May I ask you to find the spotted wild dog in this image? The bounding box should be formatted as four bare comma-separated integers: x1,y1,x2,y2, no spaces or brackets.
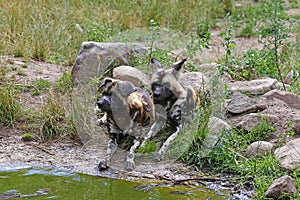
141,58,199,161
96,78,154,171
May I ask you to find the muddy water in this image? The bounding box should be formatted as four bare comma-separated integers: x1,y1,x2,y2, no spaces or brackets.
0,167,229,200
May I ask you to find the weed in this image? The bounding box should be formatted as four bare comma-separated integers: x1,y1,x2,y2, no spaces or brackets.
38,93,72,141
186,118,274,173
258,0,292,90
86,22,119,42
22,132,34,142
137,141,157,153
0,86,22,126
30,79,51,96
221,26,236,67
54,71,73,94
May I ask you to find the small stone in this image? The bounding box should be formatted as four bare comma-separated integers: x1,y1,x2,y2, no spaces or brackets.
275,138,300,170
236,113,279,132
14,61,26,66
294,118,300,135
265,175,297,199
179,72,209,94
227,78,278,95
263,89,300,109
246,141,273,158
226,92,267,115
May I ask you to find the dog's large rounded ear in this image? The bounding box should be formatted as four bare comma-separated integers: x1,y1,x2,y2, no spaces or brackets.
98,77,113,89
170,58,186,78
170,58,186,71
150,58,163,72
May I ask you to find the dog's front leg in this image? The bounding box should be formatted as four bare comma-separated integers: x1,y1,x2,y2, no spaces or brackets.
97,113,108,125
140,107,167,147
98,138,118,171
154,125,181,161
125,139,140,171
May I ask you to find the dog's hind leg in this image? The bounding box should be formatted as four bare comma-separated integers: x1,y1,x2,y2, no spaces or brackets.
98,138,118,171
125,139,140,171
154,125,181,161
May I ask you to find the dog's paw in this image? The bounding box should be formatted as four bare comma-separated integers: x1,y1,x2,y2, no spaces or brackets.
125,160,135,171
97,114,107,126
98,160,109,171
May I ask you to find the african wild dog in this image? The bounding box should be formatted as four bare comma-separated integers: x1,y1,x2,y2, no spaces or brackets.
141,58,199,161
97,78,154,171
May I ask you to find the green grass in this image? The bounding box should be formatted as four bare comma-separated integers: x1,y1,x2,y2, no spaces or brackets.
38,93,74,141
0,85,22,126
0,0,253,65
30,79,51,96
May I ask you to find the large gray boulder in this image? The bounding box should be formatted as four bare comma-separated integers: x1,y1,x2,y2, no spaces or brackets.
275,138,300,170
265,175,297,199
71,42,148,85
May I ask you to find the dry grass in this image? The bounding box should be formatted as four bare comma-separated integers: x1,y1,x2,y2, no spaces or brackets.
0,0,229,64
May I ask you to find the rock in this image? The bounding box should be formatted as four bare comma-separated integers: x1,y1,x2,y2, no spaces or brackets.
227,78,278,95
208,116,231,135
275,138,300,170
179,72,209,94
263,89,300,109
246,141,273,158
235,113,279,132
113,66,151,88
294,118,300,135
226,92,267,115
14,61,27,66
71,42,148,85
199,117,231,157
265,175,297,199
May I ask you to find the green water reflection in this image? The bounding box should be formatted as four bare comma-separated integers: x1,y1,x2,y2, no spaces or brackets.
0,168,228,200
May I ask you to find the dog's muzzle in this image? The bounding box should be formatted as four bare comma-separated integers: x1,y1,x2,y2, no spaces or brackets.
97,96,111,112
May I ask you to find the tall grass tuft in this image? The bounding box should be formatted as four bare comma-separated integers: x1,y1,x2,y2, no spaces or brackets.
0,86,22,126
38,93,73,141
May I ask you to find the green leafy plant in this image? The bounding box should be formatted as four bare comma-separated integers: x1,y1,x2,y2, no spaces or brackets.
186,118,274,172
221,26,236,66
22,132,34,142
258,0,292,90
137,141,157,153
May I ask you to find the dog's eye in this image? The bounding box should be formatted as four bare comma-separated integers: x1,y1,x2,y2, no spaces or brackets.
152,83,160,89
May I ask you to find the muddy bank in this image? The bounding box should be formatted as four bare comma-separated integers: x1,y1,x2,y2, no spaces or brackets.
0,126,253,199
